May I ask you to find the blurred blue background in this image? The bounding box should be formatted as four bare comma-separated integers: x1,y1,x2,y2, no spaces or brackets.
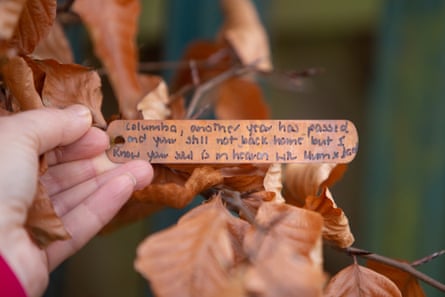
46,0,445,296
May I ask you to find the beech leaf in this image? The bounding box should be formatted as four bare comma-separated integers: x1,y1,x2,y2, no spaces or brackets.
283,163,347,206
137,77,171,120
32,19,74,63
243,203,325,296
324,263,402,297
26,181,70,247
28,58,106,127
215,78,269,120
244,202,324,268
0,0,27,40
263,163,284,203
133,166,223,209
134,196,238,297
245,244,325,297
2,0,57,54
217,0,272,71
366,260,426,297
1,56,43,110
73,0,142,119
304,188,354,248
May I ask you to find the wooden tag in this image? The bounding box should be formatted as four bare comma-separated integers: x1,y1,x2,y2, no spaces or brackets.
106,120,358,164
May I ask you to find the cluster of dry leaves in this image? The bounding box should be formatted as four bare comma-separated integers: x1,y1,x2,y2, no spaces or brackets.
0,0,433,296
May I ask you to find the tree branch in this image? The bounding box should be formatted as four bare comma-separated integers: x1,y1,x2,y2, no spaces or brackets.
344,246,445,293
412,249,445,267
186,63,257,118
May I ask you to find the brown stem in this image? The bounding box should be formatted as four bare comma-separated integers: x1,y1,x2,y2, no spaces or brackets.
186,63,257,118
220,189,256,225
411,249,445,267
345,246,445,293
137,47,232,73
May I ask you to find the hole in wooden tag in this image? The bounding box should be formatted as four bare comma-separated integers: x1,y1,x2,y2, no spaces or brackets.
112,135,125,145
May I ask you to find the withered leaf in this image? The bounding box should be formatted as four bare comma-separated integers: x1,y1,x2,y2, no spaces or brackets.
304,188,354,248
134,196,237,297
28,58,106,127
366,259,426,297
0,0,27,40
324,263,402,297
167,93,186,120
217,0,272,71
1,56,43,110
32,19,74,63
243,203,325,296
263,163,284,203
73,0,141,119
1,0,57,54
245,244,325,297
26,180,70,248
215,78,269,120
283,163,347,206
244,202,324,267
137,77,171,120
132,166,223,209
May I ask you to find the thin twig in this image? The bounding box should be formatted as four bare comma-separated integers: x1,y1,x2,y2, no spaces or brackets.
344,246,445,293
412,249,445,267
186,63,257,118
220,189,256,225
136,47,232,73
189,60,200,86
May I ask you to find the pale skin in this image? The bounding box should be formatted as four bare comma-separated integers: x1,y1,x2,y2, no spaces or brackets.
0,105,153,297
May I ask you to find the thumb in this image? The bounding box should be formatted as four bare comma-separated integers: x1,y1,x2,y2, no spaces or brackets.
1,105,93,155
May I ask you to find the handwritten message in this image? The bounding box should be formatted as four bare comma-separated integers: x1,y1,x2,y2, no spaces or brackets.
106,120,358,164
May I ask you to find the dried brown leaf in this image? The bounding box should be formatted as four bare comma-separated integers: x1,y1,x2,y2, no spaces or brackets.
0,0,27,40
366,260,426,297
245,244,325,297
32,19,73,63
244,202,324,268
217,0,272,71
137,77,171,120
240,191,275,219
212,270,247,297
73,0,141,119
243,203,325,296
1,0,57,54
26,181,70,247
283,163,347,206
324,263,402,297
304,188,354,248
215,78,269,120
133,166,223,209
28,58,106,127
135,196,237,297
263,163,284,203
1,56,43,110
168,94,186,119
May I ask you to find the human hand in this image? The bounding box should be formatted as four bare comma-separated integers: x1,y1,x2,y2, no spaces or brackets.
0,105,153,297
